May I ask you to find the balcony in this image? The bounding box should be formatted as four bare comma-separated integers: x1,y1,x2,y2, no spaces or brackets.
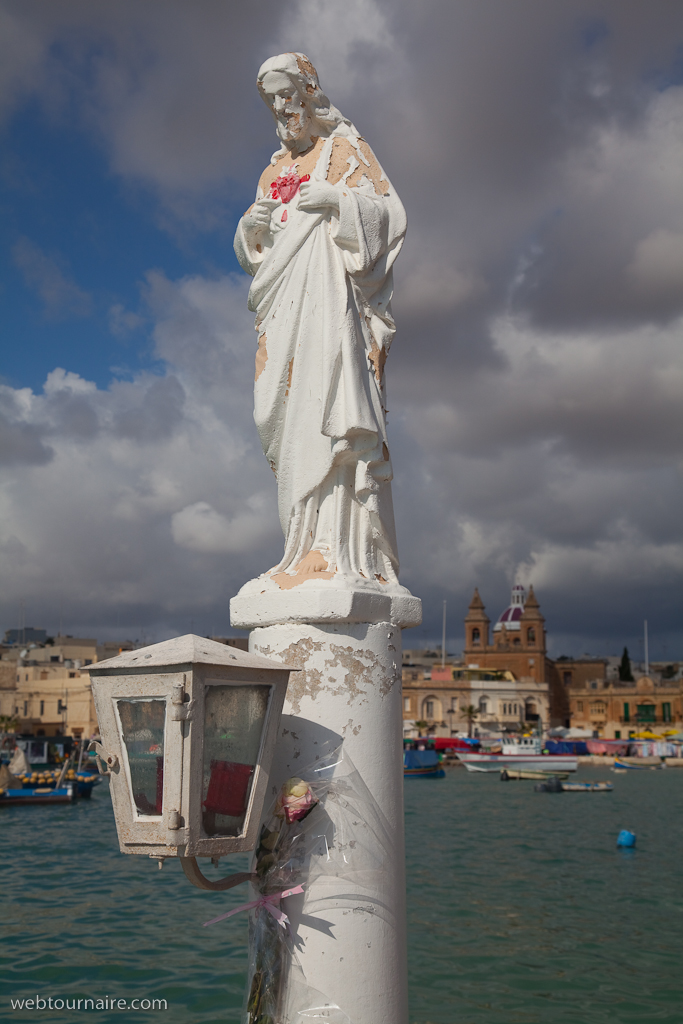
618,716,677,725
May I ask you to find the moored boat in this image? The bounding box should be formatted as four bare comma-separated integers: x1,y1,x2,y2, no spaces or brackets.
404,749,446,778
613,757,664,771
457,736,577,773
562,781,613,792
0,784,75,806
501,768,570,781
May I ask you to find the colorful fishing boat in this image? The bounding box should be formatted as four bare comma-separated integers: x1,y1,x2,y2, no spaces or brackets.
0,783,75,805
613,758,664,771
404,749,445,778
562,781,613,792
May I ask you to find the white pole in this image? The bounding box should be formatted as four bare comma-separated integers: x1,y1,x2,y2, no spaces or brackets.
442,599,447,667
248,619,408,1024
644,619,649,677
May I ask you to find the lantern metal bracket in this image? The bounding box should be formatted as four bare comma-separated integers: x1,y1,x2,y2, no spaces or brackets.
88,740,119,776
169,700,195,722
170,682,195,721
179,856,257,892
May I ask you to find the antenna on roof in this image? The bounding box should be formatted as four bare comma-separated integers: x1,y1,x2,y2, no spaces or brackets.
644,619,649,677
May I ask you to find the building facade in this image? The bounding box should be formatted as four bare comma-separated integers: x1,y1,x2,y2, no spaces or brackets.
0,662,98,739
569,675,683,738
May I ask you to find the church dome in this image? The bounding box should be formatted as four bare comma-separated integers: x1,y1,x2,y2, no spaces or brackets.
493,584,526,632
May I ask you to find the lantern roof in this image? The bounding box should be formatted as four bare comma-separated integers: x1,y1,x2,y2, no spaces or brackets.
90,633,294,673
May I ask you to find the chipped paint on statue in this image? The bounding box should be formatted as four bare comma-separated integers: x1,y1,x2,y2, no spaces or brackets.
232,53,420,629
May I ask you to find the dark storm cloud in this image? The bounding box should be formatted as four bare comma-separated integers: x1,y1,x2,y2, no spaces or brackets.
0,0,681,655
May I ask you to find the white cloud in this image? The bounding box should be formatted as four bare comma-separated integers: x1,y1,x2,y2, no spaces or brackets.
171,498,273,554
0,270,281,635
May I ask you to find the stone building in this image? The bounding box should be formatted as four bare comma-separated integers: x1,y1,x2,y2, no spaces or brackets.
401,584,615,736
1,662,98,739
569,675,683,739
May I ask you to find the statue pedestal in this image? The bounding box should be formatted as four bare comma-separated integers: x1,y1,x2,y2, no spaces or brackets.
230,574,422,630
240,615,418,1024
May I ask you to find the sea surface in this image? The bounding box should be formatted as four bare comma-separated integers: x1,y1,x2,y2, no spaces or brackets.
2,765,682,1023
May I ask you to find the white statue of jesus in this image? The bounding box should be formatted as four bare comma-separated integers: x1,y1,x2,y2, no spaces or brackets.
232,53,419,626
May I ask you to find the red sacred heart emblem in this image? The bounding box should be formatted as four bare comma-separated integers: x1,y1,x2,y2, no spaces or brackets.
270,172,310,204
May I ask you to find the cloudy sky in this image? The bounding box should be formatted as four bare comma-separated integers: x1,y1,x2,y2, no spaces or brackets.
1,0,682,661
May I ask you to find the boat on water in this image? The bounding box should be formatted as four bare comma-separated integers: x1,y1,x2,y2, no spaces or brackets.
534,778,613,793
457,735,578,774
501,768,570,781
613,757,664,771
0,784,75,806
404,749,445,778
562,782,613,792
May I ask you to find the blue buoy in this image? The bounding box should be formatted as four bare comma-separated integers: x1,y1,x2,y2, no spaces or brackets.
617,829,636,848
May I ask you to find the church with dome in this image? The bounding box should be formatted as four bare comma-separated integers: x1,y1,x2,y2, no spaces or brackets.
464,584,549,686
401,585,604,735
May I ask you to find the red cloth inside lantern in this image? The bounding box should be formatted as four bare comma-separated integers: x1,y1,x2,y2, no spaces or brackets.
204,760,254,817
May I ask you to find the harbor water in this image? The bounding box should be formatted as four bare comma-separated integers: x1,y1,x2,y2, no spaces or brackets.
2,765,682,1023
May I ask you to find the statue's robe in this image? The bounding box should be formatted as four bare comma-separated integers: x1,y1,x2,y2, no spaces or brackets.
234,129,406,582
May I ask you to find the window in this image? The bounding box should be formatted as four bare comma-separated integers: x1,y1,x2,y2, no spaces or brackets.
58,699,67,714
527,627,536,643
404,697,411,712
85,659,92,666
636,704,656,723
478,697,488,714
513,703,518,714
40,700,44,715
663,703,672,723
623,703,629,722
411,671,418,680
590,702,606,716
563,671,572,685
451,698,457,711
23,701,28,716
426,700,434,718
577,701,584,712
513,637,520,646
471,628,480,646
615,731,621,739
40,671,48,680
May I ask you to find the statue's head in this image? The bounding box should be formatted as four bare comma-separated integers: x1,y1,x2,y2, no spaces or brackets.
257,53,354,148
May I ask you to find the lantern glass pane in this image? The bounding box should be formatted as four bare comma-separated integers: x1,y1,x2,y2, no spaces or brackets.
117,699,166,817
202,684,270,837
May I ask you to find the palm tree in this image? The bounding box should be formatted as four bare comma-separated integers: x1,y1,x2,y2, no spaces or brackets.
414,720,429,737
461,705,479,738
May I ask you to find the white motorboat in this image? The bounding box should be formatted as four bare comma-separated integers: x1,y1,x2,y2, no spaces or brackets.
456,736,578,773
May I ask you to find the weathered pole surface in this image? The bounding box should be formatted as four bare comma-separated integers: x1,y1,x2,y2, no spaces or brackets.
231,51,420,1023
247,621,409,1024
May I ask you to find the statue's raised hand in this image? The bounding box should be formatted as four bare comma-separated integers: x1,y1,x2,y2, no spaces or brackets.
298,179,340,214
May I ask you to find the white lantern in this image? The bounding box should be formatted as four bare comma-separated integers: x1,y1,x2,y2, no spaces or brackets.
88,635,294,889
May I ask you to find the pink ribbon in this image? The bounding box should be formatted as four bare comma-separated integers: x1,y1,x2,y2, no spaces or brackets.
203,885,304,929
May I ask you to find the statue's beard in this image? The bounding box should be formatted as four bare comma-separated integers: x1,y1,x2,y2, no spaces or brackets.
276,109,314,149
